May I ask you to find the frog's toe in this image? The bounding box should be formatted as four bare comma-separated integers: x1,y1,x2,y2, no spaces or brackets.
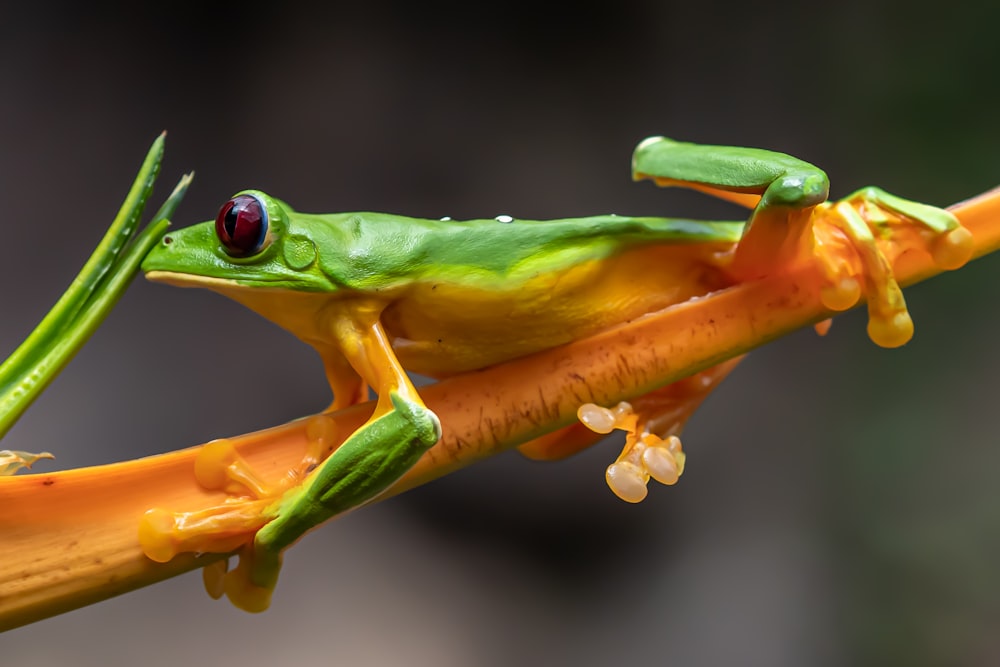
866,309,914,349
222,545,281,613
819,275,861,312
577,403,620,434
931,225,974,270
138,508,183,563
641,436,683,486
606,461,649,503
194,438,278,497
202,558,229,599
138,499,273,564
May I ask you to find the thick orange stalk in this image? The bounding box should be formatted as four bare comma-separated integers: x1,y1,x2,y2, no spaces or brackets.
1,188,998,631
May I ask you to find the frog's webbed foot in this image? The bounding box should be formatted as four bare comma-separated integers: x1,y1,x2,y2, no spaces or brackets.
0,449,54,475
579,401,685,503
576,360,739,502
140,393,440,612
223,391,440,612
138,414,338,609
811,187,973,348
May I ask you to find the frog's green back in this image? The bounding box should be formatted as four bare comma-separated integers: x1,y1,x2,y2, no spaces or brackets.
303,211,744,291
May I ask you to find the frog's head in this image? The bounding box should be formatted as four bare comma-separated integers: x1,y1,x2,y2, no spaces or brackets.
142,190,332,295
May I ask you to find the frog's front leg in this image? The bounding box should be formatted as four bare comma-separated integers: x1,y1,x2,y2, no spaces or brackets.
318,349,368,411
140,389,440,612
219,301,441,609
139,417,336,598
222,391,440,611
633,137,973,347
140,302,441,611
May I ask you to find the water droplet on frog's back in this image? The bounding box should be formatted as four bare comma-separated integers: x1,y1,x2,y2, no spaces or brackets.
495,214,514,224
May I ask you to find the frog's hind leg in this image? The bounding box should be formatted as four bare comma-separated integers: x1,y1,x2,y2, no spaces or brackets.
632,136,830,280
318,349,368,412
518,358,742,502
632,136,975,348
517,423,608,462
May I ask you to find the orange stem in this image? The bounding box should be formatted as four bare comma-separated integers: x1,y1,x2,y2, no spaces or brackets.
1,187,999,630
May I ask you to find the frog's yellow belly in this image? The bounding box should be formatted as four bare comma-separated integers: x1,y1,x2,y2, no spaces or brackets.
381,243,734,377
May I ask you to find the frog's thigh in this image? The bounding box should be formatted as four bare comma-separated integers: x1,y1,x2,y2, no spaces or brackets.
517,423,608,461
518,357,742,463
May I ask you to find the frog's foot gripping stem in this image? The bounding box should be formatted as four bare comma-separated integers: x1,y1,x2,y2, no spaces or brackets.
138,414,339,604
576,360,740,502
139,392,441,613
811,187,973,348
230,392,439,612
580,401,685,503
631,137,973,348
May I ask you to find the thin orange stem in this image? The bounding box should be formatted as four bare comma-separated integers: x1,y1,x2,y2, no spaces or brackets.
1,187,998,631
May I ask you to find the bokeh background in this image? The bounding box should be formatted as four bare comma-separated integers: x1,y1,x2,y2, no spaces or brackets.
2,2,1000,665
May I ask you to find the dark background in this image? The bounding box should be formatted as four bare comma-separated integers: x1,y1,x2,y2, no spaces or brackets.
3,2,1000,665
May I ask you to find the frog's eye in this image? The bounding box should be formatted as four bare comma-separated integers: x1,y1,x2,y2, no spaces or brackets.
215,194,269,258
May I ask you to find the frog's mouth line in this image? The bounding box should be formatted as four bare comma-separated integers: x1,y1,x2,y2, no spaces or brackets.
144,270,243,289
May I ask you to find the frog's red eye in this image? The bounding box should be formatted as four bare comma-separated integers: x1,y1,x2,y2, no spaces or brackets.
215,194,268,257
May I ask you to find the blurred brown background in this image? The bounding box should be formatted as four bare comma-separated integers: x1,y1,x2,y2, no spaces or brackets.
2,2,1000,665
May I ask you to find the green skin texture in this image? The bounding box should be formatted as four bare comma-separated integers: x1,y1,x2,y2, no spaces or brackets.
139,136,949,592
